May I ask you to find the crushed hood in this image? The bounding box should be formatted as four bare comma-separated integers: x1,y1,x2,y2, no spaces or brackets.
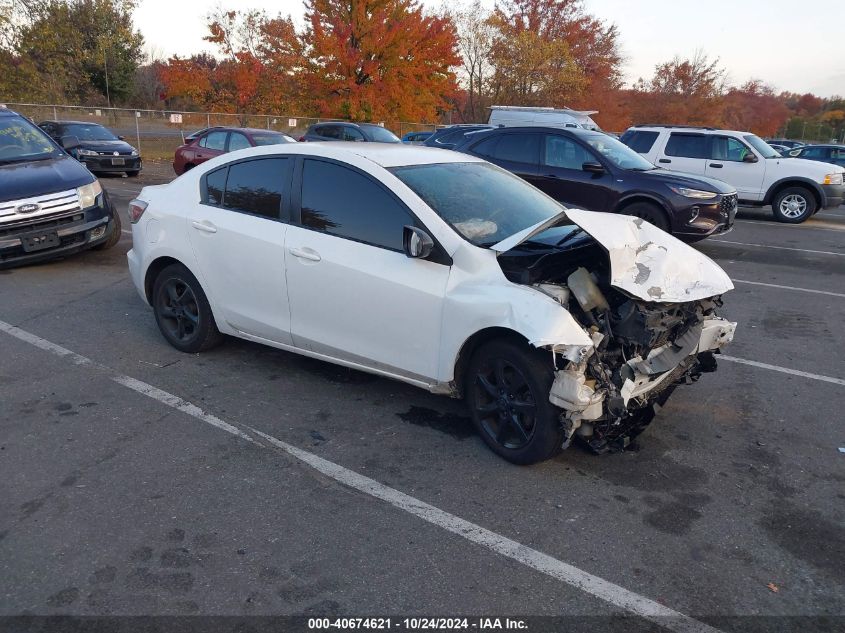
491,208,734,303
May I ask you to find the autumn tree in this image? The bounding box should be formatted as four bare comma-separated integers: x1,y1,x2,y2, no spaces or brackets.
452,0,495,122
302,0,460,121
721,80,790,137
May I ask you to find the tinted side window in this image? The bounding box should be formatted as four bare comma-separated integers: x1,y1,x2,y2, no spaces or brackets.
665,133,708,159
710,136,751,162
222,158,288,219
800,146,828,159
470,136,500,157
201,131,228,151
621,130,659,153
228,132,251,151
491,133,540,164
437,129,470,145
205,167,227,205
543,135,594,169
342,127,365,141
318,125,341,139
300,160,411,251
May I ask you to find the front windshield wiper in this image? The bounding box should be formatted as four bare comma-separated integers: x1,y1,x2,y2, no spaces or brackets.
0,155,54,165
555,227,584,247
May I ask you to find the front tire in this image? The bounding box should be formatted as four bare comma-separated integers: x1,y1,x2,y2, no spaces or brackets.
621,201,669,232
127,170,141,177
152,263,223,353
772,187,816,223
465,339,565,465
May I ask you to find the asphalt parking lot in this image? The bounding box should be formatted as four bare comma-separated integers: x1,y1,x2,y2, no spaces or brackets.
1,163,843,632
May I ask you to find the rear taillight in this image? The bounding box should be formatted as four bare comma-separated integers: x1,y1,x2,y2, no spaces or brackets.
298,136,306,142
128,199,148,223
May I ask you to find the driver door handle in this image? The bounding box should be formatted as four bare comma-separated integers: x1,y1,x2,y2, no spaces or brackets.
191,220,217,233
289,247,321,262
709,163,723,168
658,158,671,164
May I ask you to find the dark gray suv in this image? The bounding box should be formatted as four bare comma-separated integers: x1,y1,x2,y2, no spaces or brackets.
300,122,400,143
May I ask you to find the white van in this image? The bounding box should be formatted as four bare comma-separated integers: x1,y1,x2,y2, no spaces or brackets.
487,106,601,131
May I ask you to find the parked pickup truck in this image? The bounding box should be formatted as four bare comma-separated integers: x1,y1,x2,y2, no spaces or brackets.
621,125,845,223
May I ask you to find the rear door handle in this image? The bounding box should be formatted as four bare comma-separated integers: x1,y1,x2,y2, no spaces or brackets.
191,220,217,233
658,158,671,164
289,247,321,262
709,163,723,168
542,174,560,179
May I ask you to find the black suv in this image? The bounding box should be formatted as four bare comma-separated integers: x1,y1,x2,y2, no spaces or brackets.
38,120,142,176
0,108,121,268
300,122,400,143
454,126,737,239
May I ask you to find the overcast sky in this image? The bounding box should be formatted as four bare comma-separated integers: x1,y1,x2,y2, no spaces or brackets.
134,0,844,97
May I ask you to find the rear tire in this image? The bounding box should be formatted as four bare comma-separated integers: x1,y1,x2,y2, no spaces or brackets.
92,211,122,251
152,263,223,353
465,339,564,465
126,170,141,177
772,186,816,223
621,201,669,232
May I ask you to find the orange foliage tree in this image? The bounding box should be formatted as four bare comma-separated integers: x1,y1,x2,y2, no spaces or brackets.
302,0,460,121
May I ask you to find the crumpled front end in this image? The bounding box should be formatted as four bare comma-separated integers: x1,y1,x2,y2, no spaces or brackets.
546,275,735,451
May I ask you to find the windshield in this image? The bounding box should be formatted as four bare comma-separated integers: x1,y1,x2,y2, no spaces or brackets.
64,123,119,141
0,117,61,164
744,134,779,158
391,161,570,246
583,133,656,170
365,126,401,143
252,132,294,146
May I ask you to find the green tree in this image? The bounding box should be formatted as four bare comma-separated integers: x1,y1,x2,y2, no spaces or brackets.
2,0,143,104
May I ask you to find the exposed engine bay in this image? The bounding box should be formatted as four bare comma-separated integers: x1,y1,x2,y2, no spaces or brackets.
497,224,736,453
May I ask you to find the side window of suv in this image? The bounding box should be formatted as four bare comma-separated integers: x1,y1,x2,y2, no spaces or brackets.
490,133,540,164
711,136,751,162
665,133,708,159
620,130,659,153
318,125,341,140
543,135,593,170
800,146,828,159
300,159,412,251
218,158,289,219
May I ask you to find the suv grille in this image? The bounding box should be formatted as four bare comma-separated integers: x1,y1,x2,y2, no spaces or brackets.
0,189,81,225
720,194,737,216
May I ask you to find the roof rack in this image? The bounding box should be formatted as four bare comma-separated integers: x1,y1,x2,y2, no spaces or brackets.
631,124,716,131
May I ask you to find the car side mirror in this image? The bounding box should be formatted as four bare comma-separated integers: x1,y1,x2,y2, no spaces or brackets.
582,161,605,174
403,226,434,259
60,135,81,151
742,152,758,163
118,135,126,141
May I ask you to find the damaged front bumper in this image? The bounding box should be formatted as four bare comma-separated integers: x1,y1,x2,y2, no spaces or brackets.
549,305,736,453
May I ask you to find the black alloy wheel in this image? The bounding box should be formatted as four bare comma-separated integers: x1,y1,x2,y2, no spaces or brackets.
466,339,565,465
152,263,223,353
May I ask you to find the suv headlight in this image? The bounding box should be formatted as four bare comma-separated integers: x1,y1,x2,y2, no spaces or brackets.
77,180,103,209
130,149,139,157
76,148,98,157
823,173,843,185
667,185,718,199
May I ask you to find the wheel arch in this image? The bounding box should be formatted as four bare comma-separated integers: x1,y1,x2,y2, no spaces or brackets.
451,327,530,398
763,177,823,208
143,256,201,304
615,194,673,229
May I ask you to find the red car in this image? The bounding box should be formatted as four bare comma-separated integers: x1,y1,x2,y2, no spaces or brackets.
172,127,296,175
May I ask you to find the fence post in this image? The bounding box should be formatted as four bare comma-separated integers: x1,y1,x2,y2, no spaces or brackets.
207,113,211,128
53,106,57,120
267,115,270,130
135,112,141,153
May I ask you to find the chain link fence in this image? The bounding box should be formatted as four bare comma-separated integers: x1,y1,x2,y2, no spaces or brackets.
3,103,443,159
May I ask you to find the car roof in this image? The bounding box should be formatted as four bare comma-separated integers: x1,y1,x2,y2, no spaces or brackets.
462,125,600,138
221,141,486,168
41,120,110,126
629,125,750,135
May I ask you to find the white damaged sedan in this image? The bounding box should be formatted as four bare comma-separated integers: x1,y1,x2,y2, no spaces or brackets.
127,143,736,464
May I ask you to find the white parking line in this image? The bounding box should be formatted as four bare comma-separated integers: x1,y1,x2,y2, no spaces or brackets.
0,318,722,633
708,239,845,257
733,279,845,298
734,219,845,232
720,355,845,387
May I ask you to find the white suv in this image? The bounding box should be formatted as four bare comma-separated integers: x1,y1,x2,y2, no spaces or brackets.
620,126,845,223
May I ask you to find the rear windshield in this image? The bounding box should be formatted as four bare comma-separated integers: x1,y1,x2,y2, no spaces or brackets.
390,161,568,246
364,126,400,143
251,132,294,146
62,123,119,141
0,116,61,164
